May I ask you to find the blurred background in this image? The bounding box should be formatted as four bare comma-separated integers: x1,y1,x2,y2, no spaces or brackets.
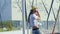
0,0,60,34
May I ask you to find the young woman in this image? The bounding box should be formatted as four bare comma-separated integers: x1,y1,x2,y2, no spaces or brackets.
28,7,41,34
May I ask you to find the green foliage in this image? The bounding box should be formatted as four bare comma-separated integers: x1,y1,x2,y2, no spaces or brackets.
0,20,13,31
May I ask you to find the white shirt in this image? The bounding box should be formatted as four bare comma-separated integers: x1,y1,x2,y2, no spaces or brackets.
29,14,39,27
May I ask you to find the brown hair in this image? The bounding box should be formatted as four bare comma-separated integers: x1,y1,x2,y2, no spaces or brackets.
33,10,40,17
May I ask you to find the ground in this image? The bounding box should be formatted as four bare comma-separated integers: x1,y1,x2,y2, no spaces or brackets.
0,28,59,34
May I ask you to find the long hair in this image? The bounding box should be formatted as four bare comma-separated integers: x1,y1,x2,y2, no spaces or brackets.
28,9,33,23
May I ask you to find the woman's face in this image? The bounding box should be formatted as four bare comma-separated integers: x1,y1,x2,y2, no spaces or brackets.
33,10,38,15
34,12,38,15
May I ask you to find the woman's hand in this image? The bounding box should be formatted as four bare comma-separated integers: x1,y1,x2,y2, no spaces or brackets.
37,17,40,20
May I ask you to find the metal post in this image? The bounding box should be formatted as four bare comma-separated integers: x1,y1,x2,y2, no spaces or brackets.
22,0,26,34
24,0,29,34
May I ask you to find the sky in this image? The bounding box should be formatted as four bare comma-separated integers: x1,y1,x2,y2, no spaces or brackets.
12,0,60,21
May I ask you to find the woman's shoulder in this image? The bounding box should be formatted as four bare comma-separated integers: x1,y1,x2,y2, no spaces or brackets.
30,14,34,16
33,14,37,17
30,14,36,17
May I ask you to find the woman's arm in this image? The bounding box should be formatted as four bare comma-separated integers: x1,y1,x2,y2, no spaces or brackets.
37,16,40,20
33,14,41,20
36,11,41,20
